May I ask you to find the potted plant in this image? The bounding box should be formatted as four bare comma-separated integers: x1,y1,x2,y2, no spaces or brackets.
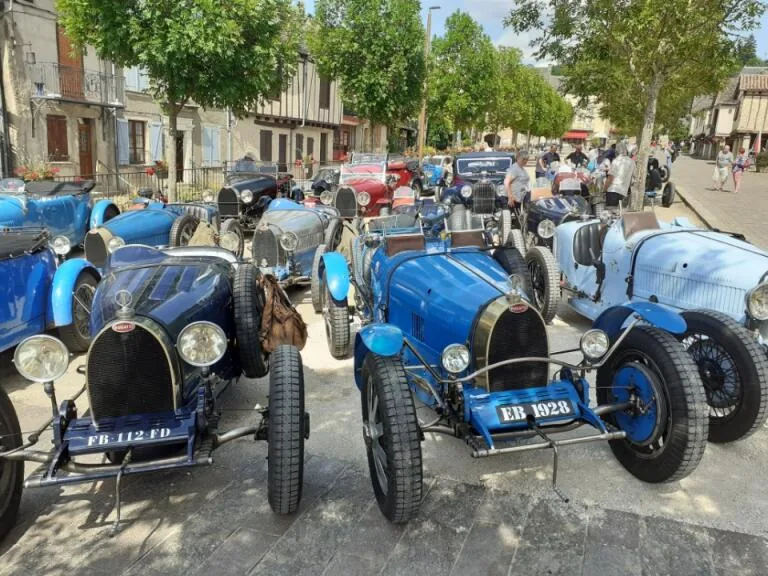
146,160,169,178
15,162,60,182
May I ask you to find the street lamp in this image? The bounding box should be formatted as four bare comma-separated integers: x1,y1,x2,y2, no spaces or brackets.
417,5,440,162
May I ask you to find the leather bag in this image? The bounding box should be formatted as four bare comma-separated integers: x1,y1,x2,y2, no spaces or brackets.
258,273,308,352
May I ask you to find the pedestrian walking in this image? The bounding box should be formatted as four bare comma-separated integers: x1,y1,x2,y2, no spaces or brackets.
732,147,750,194
664,141,674,173
504,149,530,209
713,145,733,191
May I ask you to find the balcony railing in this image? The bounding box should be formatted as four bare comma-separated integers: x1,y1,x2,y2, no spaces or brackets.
27,62,125,107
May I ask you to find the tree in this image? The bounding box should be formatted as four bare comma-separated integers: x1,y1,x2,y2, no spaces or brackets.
57,0,301,201
506,0,765,210
429,11,497,138
308,0,424,145
734,35,767,66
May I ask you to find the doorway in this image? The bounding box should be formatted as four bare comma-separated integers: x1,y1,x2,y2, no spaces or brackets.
78,119,93,177
57,24,84,99
175,133,184,182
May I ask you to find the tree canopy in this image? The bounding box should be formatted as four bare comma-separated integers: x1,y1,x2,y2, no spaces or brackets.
506,0,765,209
57,0,302,200
308,0,425,134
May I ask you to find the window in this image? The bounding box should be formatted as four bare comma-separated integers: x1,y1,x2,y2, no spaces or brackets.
320,133,328,162
319,77,331,109
260,130,273,161
278,134,287,166
128,120,146,164
46,115,68,161
202,126,221,166
124,66,150,92
295,134,304,159
307,137,315,160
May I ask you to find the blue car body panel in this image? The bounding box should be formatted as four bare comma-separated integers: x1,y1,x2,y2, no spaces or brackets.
594,302,687,338
320,251,350,301
48,258,100,326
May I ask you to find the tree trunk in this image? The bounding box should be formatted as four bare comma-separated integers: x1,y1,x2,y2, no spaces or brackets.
167,108,178,203
629,72,663,211
526,131,531,147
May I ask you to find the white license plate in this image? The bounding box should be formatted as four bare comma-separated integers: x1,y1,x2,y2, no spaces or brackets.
496,400,574,423
85,427,173,448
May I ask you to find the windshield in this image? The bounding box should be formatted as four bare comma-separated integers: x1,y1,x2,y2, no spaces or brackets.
339,161,387,183
0,178,26,194
227,160,278,175
350,152,388,165
456,157,512,175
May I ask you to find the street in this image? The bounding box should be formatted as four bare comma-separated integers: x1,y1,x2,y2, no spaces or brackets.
1,221,767,576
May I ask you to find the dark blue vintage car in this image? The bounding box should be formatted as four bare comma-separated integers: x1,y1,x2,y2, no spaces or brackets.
318,223,750,523
0,178,119,245
0,227,99,353
84,200,244,267
0,245,308,541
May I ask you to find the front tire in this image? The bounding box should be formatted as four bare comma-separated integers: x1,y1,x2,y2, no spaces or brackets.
525,246,560,324
508,229,526,254
310,244,327,313
597,326,707,483
0,386,23,542
233,263,269,378
322,271,350,359
58,271,98,353
169,214,199,247
267,345,306,515
493,246,533,296
679,310,768,442
361,353,422,523
498,209,513,246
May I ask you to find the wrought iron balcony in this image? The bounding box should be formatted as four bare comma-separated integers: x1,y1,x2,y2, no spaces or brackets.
27,62,125,107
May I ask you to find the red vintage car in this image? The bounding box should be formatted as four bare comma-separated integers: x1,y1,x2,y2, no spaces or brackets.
319,156,400,218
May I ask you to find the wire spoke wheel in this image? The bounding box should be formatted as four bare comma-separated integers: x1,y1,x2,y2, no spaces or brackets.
366,375,389,496
683,333,740,418
73,284,95,339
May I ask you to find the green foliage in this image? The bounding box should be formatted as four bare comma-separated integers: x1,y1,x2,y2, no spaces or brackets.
505,0,765,208
308,0,425,129
734,34,767,66
756,151,768,172
428,10,497,134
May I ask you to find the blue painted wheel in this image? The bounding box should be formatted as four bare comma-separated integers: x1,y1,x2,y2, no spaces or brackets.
610,363,666,445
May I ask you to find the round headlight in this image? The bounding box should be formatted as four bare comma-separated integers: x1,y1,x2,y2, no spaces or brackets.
441,343,470,374
599,210,612,225
279,231,299,252
580,329,610,360
496,184,506,196
219,231,240,253
357,191,371,207
51,235,71,256
320,190,334,205
203,191,214,203
537,219,556,239
108,236,126,252
746,283,768,321
13,335,69,382
460,185,472,199
240,189,254,204
177,321,228,367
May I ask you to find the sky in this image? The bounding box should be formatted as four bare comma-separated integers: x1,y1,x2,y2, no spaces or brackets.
302,0,768,66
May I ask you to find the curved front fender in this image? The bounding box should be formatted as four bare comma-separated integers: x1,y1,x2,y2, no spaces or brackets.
48,258,100,326
353,324,405,390
594,301,687,340
90,199,119,229
319,251,349,302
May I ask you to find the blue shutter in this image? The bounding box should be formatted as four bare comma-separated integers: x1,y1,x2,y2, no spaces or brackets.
117,119,129,165
149,122,163,162
124,67,139,91
202,126,212,166
210,127,220,166
138,68,149,91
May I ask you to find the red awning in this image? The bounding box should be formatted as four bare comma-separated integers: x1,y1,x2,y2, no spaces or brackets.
563,130,589,139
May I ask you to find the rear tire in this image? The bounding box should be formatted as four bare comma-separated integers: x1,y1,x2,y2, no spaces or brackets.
169,214,199,247
361,353,422,523
233,263,269,378
525,246,560,324
660,165,671,183
662,182,676,207
597,326,707,483
493,247,533,295
267,345,306,515
0,386,23,543
679,310,768,442
508,229,526,255
498,209,512,246
310,244,327,313
322,271,350,359
220,218,245,257
58,271,98,353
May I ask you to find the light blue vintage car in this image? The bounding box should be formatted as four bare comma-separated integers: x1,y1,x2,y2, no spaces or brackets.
555,210,768,443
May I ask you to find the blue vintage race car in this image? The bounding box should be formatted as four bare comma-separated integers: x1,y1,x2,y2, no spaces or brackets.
0,244,308,541
556,210,768,442
84,199,244,267
317,221,759,523
0,227,99,353
0,178,119,245
421,154,450,192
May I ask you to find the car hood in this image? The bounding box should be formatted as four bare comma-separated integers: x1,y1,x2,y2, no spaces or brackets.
0,195,26,226
100,206,177,237
632,229,768,318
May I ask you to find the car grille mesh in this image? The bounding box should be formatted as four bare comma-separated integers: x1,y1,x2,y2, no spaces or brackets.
487,308,548,392
217,187,239,218
87,324,174,422
335,187,358,218
84,230,108,268
252,228,282,267
472,180,496,215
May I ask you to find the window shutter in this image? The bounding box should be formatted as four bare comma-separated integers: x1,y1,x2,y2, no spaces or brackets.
202,126,212,166
124,67,139,91
117,118,129,165
138,69,149,91
210,127,220,165
149,122,163,162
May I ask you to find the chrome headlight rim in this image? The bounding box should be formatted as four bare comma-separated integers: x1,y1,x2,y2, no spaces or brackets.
496,184,506,196
279,231,299,253
240,189,254,204
356,191,371,207
51,235,71,256
13,334,70,383
746,282,768,321
580,329,610,360
176,321,228,368
460,185,472,199
441,343,471,374
203,190,215,203
320,190,334,205
107,236,126,253
537,219,556,239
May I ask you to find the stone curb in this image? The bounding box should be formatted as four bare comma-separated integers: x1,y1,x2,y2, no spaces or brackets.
672,182,718,231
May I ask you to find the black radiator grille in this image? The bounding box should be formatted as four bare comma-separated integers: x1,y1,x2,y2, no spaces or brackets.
487,308,548,392
472,181,496,215
87,324,174,422
84,231,108,268
335,187,358,218
252,228,282,267
217,187,240,218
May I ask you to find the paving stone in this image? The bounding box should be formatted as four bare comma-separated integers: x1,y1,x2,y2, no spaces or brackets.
639,517,716,576
510,543,585,576
586,508,642,551
518,498,588,552
340,501,407,562
380,517,469,576
193,528,279,576
449,521,518,576
582,543,641,576
707,528,768,576
418,478,489,531
321,552,386,576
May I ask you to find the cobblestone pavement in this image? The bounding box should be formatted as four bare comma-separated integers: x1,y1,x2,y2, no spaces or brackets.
668,155,768,249
1,241,767,575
